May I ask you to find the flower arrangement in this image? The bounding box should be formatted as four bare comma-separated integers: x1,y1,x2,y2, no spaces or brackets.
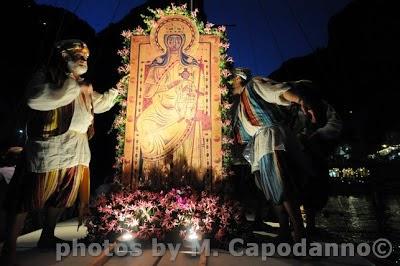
111,3,235,181
86,186,245,244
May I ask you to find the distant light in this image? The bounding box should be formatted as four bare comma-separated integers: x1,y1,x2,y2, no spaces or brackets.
119,232,133,241
18,130,23,134
382,144,388,148
42,22,47,26
187,228,198,240
266,222,280,228
349,110,353,114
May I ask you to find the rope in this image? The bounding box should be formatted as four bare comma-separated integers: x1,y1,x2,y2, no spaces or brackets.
256,0,293,78
238,0,260,74
45,0,84,67
56,0,85,43
18,0,85,138
218,0,242,64
283,0,315,53
256,0,285,62
109,0,122,26
90,0,122,71
282,0,331,85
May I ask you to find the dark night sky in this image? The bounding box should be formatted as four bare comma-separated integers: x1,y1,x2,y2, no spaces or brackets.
35,0,352,76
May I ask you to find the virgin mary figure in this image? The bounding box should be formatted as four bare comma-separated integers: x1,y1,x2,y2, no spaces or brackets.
136,32,208,181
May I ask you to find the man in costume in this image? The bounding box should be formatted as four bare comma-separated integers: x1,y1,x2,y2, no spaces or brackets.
286,83,342,233
1,39,118,265
232,67,318,242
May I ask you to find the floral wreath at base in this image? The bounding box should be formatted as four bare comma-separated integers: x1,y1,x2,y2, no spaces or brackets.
86,186,245,244
111,3,236,184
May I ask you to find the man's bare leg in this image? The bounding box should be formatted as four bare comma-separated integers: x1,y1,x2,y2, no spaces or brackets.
273,204,290,239
283,200,305,242
0,212,27,266
37,207,65,247
304,207,316,233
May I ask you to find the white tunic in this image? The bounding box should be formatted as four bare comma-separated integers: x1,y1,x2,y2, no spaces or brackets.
237,77,291,172
25,75,118,173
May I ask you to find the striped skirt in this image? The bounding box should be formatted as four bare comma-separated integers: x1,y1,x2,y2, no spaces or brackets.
254,151,304,204
6,164,90,212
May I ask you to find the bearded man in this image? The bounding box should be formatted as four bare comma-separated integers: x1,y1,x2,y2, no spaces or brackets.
0,39,118,265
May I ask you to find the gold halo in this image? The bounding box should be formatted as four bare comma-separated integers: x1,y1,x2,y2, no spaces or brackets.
150,15,199,53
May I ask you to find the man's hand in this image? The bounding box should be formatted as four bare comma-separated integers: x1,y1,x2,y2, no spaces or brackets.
299,98,317,124
80,83,93,94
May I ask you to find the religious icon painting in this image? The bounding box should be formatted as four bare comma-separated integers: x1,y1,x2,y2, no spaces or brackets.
123,15,222,189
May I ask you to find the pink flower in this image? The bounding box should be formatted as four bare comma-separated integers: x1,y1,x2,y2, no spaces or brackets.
121,30,133,39
155,8,164,17
133,26,144,35
88,186,245,244
205,22,214,28
219,42,230,50
222,136,234,145
96,195,107,205
116,156,125,164
116,82,127,95
219,85,228,95
221,168,228,178
221,69,232,78
203,216,213,232
191,8,199,18
177,195,187,205
218,25,226,32
117,63,130,74
223,119,232,127
117,48,130,58
113,116,125,129
223,102,233,109
126,218,139,227
161,216,175,230
108,220,118,230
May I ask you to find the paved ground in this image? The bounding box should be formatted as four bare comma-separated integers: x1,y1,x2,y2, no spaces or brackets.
0,219,375,266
